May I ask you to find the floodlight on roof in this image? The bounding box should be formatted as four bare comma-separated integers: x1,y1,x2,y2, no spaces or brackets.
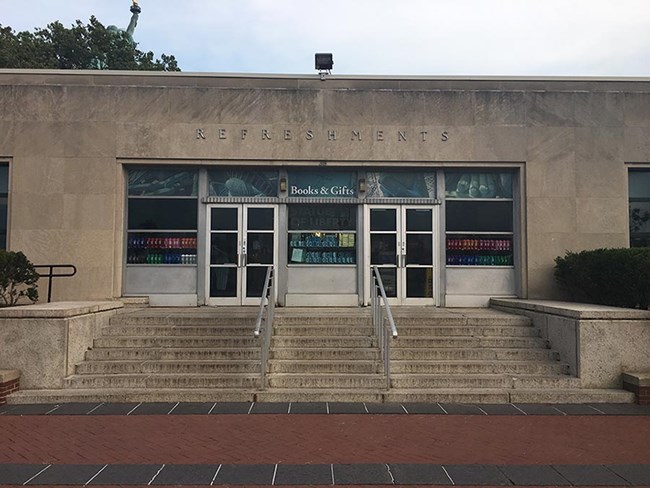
315,53,333,80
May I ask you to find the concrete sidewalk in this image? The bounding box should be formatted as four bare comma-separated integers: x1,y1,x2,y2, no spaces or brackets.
1,402,650,486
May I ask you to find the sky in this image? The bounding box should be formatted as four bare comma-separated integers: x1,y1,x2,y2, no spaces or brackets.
2,0,650,76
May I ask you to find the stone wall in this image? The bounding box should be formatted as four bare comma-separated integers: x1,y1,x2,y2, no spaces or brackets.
0,302,123,389
491,299,650,388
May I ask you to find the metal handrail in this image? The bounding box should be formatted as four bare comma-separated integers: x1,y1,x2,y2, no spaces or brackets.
253,266,275,390
371,266,398,391
33,264,77,303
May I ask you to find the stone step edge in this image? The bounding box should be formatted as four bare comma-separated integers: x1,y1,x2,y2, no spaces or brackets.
8,387,634,405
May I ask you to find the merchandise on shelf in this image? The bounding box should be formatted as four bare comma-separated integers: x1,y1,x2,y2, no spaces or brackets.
446,254,513,266
127,233,198,265
446,237,511,251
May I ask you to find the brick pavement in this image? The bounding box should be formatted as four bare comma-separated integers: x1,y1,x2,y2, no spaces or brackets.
2,414,650,465
2,405,650,486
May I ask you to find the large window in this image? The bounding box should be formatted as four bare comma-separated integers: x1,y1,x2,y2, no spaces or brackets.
126,169,198,265
629,169,650,247
444,171,515,267
0,165,7,249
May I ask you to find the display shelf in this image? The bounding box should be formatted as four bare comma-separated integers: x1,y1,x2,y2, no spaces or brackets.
445,234,513,267
127,232,197,265
288,232,356,265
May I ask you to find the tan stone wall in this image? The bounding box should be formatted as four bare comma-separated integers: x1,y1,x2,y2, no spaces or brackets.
0,72,649,301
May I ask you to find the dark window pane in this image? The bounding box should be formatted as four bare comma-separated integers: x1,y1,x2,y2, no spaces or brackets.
406,209,432,231
0,165,8,193
128,169,198,196
445,171,513,199
208,168,278,197
370,209,396,231
128,198,197,230
211,207,238,231
246,267,269,298
210,233,238,265
371,234,397,265
377,268,397,298
248,208,274,230
247,233,274,264
210,267,237,297
407,268,433,298
0,198,6,250
629,170,650,199
446,201,513,232
630,201,650,247
289,205,356,231
406,234,433,265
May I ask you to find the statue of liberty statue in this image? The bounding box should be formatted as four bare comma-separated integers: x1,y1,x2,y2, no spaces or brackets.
107,1,142,44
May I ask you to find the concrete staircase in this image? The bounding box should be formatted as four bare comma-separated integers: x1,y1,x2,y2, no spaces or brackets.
10,308,263,403
258,309,385,402
383,309,621,403
8,306,634,404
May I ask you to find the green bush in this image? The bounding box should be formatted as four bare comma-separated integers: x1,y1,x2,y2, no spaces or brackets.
554,248,650,309
0,251,39,307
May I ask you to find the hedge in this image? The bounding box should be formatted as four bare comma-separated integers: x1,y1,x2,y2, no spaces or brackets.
554,248,650,309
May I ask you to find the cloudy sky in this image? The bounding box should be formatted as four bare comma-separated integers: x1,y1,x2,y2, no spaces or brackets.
3,0,650,76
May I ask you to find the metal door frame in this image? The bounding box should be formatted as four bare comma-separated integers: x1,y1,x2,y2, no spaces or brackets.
205,203,278,306
364,204,439,306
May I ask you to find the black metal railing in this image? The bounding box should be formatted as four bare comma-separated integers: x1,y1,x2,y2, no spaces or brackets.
33,264,77,303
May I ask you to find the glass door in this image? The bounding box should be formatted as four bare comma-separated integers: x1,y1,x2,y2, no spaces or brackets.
366,205,437,305
207,204,277,306
403,207,436,304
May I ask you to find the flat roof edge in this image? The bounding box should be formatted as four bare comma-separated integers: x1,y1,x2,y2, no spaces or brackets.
1,69,650,83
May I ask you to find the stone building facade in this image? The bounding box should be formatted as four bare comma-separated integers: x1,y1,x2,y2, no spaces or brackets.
0,70,648,306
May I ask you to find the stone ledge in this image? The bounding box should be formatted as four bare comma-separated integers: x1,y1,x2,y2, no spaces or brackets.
0,370,20,383
491,298,650,320
0,301,123,319
622,372,650,387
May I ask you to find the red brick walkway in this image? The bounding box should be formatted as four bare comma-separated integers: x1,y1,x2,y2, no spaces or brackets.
3,414,650,466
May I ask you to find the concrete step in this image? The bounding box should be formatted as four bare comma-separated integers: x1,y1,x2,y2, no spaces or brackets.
76,360,260,375
390,360,569,375
7,388,255,404
391,337,548,349
271,336,375,348
390,374,581,389
396,325,539,337
64,373,260,389
93,336,259,348
385,388,510,404
273,326,374,337
268,360,381,374
255,389,383,403
267,373,387,389
110,316,258,327
508,388,636,404
274,316,371,326
389,315,532,327
389,348,559,361
270,348,380,361
102,326,255,337
85,348,261,361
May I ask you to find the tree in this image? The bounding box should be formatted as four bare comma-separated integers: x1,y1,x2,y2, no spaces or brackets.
0,16,179,71
0,251,39,307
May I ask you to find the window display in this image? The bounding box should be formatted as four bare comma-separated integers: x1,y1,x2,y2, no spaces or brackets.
288,205,357,265
445,170,515,267
127,168,199,266
127,232,198,264
446,235,513,266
